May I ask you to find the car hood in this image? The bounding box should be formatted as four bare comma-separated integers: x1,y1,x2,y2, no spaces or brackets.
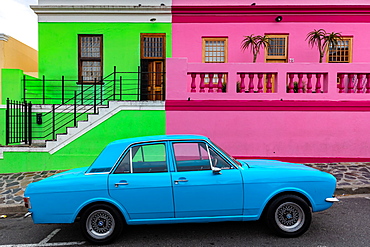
33,167,88,184
236,159,316,171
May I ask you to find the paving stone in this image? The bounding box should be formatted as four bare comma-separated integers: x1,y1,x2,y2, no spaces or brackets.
6,182,19,188
13,196,23,202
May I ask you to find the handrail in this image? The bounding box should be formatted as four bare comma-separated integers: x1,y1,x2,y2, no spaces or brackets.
6,67,165,145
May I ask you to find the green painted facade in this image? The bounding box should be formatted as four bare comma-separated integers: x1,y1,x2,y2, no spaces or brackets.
39,22,172,78
0,110,165,173
0,22,171,173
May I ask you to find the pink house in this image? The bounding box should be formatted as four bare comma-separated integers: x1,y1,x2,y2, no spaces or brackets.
166,0,370,162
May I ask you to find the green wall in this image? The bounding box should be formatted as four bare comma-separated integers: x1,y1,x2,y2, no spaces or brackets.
0,110,165,173
1,69,24,104
38,22,172,79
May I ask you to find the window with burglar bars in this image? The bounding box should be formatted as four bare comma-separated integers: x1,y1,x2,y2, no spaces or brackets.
203,37,228,63
328,37,353,63
266,35,288,63
78,35,103,83
141,33,166,59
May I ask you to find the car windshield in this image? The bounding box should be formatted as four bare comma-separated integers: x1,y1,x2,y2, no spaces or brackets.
210,141,242,167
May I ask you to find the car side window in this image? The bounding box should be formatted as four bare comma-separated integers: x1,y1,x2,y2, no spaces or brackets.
209,147,233,169
173,142,233,172
114,143,167,173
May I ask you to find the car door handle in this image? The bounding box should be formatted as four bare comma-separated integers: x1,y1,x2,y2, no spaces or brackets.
115,181,129,187
174,178,188,184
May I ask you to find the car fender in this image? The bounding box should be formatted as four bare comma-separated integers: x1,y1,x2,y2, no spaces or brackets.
73,197,130,223
258,187,316,217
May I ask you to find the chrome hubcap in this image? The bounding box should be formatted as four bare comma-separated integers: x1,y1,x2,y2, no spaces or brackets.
86,209,115,239
275,202,305,232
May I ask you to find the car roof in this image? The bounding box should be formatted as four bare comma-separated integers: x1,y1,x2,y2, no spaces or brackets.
86,134,210,173
108,134,209,146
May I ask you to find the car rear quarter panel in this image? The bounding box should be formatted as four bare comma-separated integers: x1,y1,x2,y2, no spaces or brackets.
241,167,337,219
25,173,126,224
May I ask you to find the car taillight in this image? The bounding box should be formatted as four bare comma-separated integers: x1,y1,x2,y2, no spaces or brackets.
23,197,31,209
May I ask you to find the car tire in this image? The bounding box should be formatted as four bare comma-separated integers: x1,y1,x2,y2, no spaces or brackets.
265,194,312,237
80,204,124,244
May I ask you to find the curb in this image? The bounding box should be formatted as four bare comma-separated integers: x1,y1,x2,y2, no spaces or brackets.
0,204,27,216
335,186,370,196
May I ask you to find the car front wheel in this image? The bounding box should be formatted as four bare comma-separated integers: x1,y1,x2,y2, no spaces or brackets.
265,194,312,237
80,204,123,244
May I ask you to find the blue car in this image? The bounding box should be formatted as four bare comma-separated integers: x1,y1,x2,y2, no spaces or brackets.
24,135,338,244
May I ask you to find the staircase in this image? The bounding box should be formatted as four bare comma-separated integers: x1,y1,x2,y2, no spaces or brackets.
0,101,165,158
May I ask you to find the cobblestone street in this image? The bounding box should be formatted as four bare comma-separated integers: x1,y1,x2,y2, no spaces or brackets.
0,170,65,204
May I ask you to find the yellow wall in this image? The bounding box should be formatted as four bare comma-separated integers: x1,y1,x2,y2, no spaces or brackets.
0,34,38,103
0,34,38,72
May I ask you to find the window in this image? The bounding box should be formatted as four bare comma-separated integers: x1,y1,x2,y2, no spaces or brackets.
265,35,288,63
78,35,103,83
203,37,228,63
141,33,166,59
114,143,167,173
173,142,232,172
328,37,352,63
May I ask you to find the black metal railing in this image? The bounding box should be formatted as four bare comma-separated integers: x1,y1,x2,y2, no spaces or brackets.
5,67,165,146
23,66,165,104
6,99,32,145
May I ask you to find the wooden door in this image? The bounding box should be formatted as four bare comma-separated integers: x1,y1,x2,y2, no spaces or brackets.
148,61,164,100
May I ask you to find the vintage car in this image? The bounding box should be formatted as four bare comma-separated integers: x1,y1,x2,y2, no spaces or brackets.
24,135,338,244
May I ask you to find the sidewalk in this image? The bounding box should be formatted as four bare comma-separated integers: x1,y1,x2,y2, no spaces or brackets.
1,162,370,214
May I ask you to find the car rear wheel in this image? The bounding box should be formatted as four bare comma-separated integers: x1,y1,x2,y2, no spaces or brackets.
80,204,123,244
265,194,312,237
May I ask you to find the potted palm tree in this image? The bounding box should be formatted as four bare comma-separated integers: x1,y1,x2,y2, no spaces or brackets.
306,29,342,63
241,34,270,63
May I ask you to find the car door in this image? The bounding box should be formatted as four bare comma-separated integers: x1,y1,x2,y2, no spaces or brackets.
171,141,243,218
108,142,174,220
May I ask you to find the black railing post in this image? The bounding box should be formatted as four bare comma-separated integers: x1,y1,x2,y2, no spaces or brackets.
52,104,56,140
28,102,32,145
17,100,21,143
42,75,46,104
94,78,97,114
74,91,77,127
120,76,122,101
138,66,141,101
61,76,65,104
23,101,28,144
100,83,103,105
81,78,84,105
113,66,117,101
23,75,26,101
5,98,9,145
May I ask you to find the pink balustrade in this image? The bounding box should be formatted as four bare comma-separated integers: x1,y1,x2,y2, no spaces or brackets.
337,73,370,93
166,58,370,101
286,73,327,93
189,73,228,93
237,73,275,93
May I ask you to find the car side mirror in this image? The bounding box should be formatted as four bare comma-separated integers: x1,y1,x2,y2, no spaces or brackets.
212,167,222,174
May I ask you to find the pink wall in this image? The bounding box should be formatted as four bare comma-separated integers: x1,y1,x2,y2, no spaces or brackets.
168,3,370,162
165,58,370,162
166,109,370,162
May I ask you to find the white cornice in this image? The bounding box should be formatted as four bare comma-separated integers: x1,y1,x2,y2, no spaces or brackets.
0,34,10,42
30,5,172,23
30,5,171,14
